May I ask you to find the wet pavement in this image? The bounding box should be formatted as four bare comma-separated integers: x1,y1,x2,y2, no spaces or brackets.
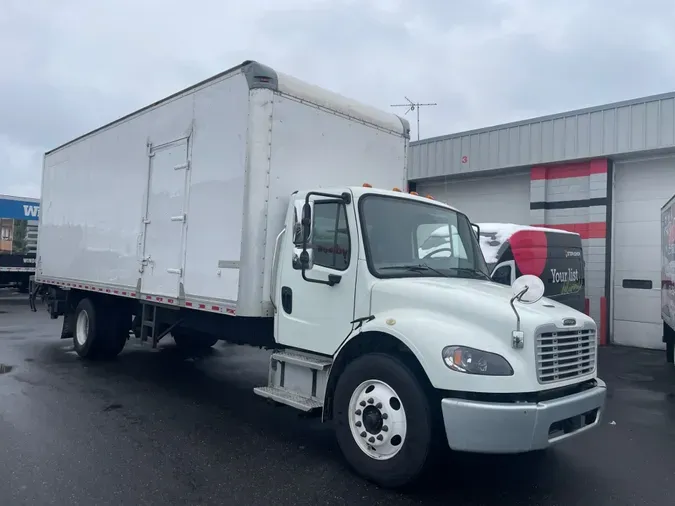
1,290,675,505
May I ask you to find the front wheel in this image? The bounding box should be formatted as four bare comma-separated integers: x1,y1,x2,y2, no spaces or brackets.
333,353,439,489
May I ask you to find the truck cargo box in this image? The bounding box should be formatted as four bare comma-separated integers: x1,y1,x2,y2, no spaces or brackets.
36,60,409,318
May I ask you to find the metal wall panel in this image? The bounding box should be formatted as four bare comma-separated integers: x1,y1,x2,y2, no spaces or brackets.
409,92,675,181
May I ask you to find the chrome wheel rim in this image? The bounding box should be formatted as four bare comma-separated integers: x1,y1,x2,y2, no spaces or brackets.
347,379,407,460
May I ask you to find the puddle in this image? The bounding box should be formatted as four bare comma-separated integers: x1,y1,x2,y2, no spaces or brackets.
0,364,14,374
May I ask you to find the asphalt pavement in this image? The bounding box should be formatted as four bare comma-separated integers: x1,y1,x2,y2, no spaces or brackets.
1,290,675,505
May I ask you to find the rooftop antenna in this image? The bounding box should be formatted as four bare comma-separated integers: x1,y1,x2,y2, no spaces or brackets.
390,96,437,141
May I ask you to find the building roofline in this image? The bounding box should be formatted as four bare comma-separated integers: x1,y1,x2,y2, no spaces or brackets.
412,90,675,146
0,194,40,203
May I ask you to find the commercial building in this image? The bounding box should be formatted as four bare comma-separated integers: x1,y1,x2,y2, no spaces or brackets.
0,194,40,254
408,92,675,350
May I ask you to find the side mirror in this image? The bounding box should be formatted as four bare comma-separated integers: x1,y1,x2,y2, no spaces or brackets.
293,247,314,270
293,200,314,245
301,202,312,243
511,274,545,304
471,223,480,239
509,274,545,349
292,199,314,271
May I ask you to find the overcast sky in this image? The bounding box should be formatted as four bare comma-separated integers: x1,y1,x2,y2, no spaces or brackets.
2,0,674,198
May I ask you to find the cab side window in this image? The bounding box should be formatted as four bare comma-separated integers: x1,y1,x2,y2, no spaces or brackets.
491,265,512,286
312,201,350,271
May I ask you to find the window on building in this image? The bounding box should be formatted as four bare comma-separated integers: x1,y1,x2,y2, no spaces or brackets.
311,201,351,271
491,264,512,286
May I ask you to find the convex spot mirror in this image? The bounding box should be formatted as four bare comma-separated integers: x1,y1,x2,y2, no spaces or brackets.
511,274,545,304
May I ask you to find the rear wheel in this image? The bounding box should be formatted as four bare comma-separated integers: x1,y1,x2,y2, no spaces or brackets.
73,298,127,359
333,353,439,489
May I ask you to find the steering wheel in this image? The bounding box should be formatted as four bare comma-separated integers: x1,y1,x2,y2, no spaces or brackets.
422,248,453,259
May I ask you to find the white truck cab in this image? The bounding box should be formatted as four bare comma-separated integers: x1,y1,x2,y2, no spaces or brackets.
259,184,606,487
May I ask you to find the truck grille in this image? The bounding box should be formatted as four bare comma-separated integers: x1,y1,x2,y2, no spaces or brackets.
536,328,596,384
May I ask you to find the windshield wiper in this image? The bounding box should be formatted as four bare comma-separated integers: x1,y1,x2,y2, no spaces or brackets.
451,267,491,280
380,264,446,276
380,264,491,281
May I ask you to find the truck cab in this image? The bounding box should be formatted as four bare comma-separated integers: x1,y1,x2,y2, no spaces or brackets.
259,184,606,488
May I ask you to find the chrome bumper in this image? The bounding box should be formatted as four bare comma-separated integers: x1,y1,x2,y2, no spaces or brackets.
441,379,607,453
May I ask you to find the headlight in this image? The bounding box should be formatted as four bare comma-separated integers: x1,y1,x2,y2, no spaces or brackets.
441,346,514,376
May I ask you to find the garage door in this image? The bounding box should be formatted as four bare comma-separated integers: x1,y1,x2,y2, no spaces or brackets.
613,156,675,349
414,172,531,224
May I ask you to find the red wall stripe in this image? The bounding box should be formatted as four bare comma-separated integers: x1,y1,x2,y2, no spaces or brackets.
530,222,606,239
531,159,608,180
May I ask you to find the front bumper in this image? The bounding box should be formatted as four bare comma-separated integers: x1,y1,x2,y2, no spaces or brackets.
441,378,607,453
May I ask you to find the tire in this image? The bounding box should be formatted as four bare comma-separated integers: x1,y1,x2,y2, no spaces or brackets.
332,353,439,489
17,280,29,294
98,314,128,359
73,298,127,360
73,298,101,358
172,329,219,351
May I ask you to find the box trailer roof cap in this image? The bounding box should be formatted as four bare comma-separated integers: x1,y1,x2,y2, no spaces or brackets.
264,67,410,138
46,60,410,156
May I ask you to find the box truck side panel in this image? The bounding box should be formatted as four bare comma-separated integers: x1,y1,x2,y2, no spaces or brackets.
249,86,407,316
38,71,249,302
181,72,250,304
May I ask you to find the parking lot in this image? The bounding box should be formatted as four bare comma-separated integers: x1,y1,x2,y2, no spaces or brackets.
1,290,674,505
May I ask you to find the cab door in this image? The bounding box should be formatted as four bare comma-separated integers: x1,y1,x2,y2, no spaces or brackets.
275,193,359,356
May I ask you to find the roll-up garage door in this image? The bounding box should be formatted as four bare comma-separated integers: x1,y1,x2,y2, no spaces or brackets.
414,172,531,224
613,156,675,349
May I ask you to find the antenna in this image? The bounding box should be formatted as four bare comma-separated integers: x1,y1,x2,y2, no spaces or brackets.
390,96,437,141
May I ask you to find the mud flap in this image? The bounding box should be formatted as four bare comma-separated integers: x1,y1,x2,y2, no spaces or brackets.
61,311,74,339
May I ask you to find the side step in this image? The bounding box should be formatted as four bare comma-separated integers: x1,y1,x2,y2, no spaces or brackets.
270,350,332,370
253,350,333,412
253,386,323,412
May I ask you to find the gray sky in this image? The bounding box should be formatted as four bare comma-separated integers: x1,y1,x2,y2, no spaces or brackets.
2,0,674,198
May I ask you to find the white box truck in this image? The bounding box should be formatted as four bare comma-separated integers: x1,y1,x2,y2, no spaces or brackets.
30,60,606,489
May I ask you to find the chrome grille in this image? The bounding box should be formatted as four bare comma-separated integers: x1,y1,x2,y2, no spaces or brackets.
536,328,596,384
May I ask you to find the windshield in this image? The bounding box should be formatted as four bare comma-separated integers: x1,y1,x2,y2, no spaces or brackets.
359,194,490,279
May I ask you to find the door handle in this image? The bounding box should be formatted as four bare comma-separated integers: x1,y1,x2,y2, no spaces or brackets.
281,286,293,314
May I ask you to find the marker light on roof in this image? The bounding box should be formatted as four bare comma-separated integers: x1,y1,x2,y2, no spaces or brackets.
426,194,435,200
392,187,402,192
362,183,372,188
410,191,419,196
